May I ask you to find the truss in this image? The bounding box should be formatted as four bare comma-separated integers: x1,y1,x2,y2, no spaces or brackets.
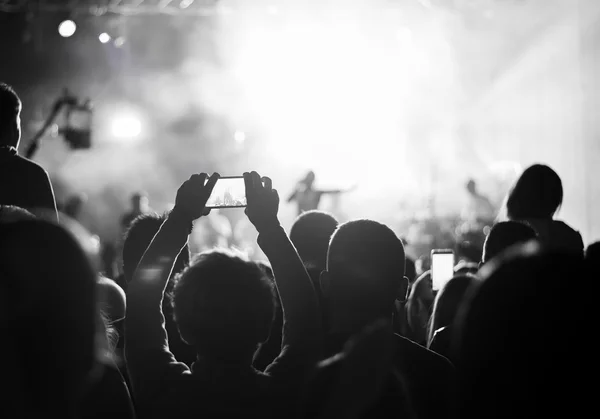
0,0,221,16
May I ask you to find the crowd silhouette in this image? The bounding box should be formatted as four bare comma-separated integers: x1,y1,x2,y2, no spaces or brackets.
1,82,597,419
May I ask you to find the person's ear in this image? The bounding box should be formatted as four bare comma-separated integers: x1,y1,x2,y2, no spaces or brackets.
320,270,331,296
396,276,409,303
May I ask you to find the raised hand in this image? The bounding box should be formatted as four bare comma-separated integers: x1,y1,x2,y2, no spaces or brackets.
172,172,219,222
244,171,280,233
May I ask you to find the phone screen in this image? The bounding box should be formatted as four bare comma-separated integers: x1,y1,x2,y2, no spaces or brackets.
205,176,247,208
431,250,455,291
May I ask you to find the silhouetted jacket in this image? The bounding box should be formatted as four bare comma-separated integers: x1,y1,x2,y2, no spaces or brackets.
0,146,58,220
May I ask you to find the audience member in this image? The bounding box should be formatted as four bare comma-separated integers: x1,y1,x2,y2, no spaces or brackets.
321,220,454,419
121,192,150,231
426,274,476,363
301,321,415,419
455,242,589,419
481,221,537,264
290,210,338,330
0,204,35,223
403,271,435,346
252,261,284,371
121,212,196,366
453,261,479,275
503,164,583,255
290,210,339,274
0,220,100,417
0,83,58,220
585,241,600,274
125,172,321,419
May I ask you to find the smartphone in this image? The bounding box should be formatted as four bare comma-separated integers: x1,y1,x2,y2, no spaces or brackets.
431,249,455,292
205,176,247,208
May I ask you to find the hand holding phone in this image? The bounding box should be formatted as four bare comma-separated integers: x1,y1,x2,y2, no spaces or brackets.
431,249,454,292
244,171,280,233
173,172,219,221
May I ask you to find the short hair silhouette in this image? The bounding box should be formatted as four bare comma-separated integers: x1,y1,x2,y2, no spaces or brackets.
290,210,338,270
327,219,405,314
506,164,563,220
0,83,22,147
456,243,588,419
122,213,189,282
427,274,476,346
0,220,97,415
482,221,537,264
171,249,275,362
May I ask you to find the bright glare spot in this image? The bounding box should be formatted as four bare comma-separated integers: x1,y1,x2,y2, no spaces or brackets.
234,130,246,144
395,27,413,44
180,0,194,9
99,32,111,44
225,10,455,201
114,37,125,47
58,20,77,38
267,6,279,15
111,115,142,139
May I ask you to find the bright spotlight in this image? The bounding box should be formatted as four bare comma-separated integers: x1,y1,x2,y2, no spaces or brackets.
111,115,142,139
234,130,246,144
58,20,77,38
99,33,111,44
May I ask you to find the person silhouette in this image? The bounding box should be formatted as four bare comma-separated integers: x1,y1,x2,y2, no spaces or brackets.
287,171,354,216
0,83,58,220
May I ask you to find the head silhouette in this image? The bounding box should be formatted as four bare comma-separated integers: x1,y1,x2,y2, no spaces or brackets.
455,243,588,419
482,221,537,264
466,179,477,195
171,249,275,363
122,213,190,283
0,83,22,148
506,164,563,220
0,220,97,416
427,274,476,346
302,171,316,188
323,220,407,329
404,271,434,344
290,210,339,272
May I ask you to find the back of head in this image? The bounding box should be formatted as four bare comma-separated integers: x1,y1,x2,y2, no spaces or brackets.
290,210,338,271
171,249,275,362
326,219,406,315
428,274,476,345
122,213,189,283
482,221,537,263
506,164,563,220
0,205,35,224
455,242,588,419
0,220,97,415
404,272,434,344
0,83,21,147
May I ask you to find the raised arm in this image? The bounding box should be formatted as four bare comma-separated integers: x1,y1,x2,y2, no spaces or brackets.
243,172,322,375
125,173,218,402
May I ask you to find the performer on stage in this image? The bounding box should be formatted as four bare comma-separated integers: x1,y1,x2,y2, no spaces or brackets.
287,170,354,215
461,179,495,225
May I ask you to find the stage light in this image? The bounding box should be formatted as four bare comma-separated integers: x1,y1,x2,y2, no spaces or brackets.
111,115,142,139
114,37,125,47
58,20,77,38
99,33,111,44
